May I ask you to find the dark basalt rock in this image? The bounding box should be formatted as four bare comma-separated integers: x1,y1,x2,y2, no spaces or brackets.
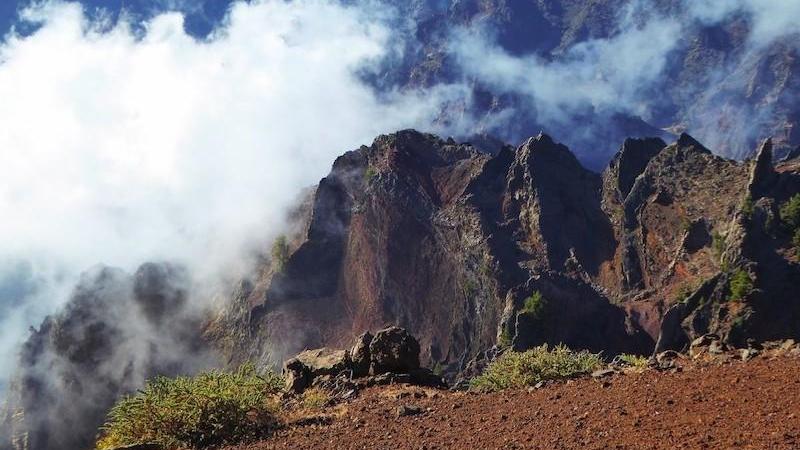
282,327,442,395
369,327,421,375
350,331,373,378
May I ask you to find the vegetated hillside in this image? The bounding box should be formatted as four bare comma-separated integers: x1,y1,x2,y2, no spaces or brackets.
208,129,800,379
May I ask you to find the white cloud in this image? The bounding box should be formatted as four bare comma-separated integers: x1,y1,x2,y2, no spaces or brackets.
450,12,681,124
0,0,471,388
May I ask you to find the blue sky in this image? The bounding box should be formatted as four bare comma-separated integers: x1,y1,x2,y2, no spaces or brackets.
0,0,237,38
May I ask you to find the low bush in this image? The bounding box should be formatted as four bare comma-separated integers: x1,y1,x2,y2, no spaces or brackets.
498,327,512,348
469,344,602,392
741,194,754,219
729,269,754,301
712,231,725,261
363,166,377,183
271,235,289,272
520,291,547,318
96,364,284,450
780,194,800,230
616,353,649,369
300,387,330,410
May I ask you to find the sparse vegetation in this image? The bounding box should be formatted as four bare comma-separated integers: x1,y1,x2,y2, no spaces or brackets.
498,327,512,348
741,194,754,219
300,387,330,410
363,166,377,183
780,194,800,230
520,291,547,318
674,283,694,304
729,269,754,302
96,364,283,450
616,353,649,369
680,217,692,233
469,344,602,392
781,194,800,250
271,235,289,272
463,279,477,298
712,231,726,261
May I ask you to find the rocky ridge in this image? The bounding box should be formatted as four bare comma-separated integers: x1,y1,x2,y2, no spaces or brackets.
209,129,800,380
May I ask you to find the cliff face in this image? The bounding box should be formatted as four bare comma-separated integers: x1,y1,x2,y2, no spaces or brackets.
209,130,800,376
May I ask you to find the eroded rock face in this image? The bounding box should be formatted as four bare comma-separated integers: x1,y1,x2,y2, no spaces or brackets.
213,129,800,380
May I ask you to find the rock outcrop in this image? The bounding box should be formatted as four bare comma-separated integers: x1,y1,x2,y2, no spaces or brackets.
282,327,443,395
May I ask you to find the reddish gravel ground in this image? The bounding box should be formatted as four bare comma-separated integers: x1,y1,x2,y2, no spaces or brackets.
233,356,800,450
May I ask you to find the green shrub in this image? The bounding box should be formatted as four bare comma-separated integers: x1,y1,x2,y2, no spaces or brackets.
780,194,800,229
469,344,602,392
363,166,377,183
97,364,284,450
462,279,477,297
271,235,289,272
674,283,694,304
729,269,754,301
300,387,330,410
712,231,725,260
794,229,800,249
616,354,649,369
741,194,754,219
498,327,512,348
520,291,547,318
680,217,692,233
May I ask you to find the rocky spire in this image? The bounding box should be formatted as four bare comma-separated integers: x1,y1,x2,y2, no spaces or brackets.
748,138,776,199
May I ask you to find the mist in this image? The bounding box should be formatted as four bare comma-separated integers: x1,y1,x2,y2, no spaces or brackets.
0,0,472,395
447,0,800,161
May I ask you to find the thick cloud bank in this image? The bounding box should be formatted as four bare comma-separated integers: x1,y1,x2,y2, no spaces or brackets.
0,0,469,392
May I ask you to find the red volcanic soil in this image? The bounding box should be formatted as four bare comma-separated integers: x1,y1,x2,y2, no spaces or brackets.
231,356,800,450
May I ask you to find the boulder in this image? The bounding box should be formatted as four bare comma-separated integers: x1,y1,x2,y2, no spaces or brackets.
295,348,351,376
369,326,421,375
350,331,373,377
689,333,722,358
283,347,350,393
283,357,313,393
396,405,423,417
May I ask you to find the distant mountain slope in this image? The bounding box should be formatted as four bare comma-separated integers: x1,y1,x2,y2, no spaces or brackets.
375,0,800,165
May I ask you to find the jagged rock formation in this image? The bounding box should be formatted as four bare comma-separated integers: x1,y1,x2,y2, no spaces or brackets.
281,326,443,396
209,129,800,379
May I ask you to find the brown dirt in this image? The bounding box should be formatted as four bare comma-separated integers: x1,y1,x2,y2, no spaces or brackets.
233,356,800,450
